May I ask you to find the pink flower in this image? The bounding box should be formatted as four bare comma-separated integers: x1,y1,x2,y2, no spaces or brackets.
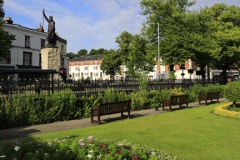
79,142,85,146
54,139,58,141
133,155,139,159
38,140,40,142
14,140,18,143
21,140,24,142
88,136,93,139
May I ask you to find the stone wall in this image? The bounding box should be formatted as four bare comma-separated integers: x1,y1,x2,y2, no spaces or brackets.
41,48,63,81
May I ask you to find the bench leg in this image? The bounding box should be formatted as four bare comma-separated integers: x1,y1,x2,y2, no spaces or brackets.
162,105,165,111
128,110,130,119
91,115,93,123
169,106,171,112
121,111,123,118
205,100,207,105
186,103,188,109
199,100,201,105
180,104,182,109
98,115,100,125
217,98,219,103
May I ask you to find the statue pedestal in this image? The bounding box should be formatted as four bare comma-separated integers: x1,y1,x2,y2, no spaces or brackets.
41,48,62,81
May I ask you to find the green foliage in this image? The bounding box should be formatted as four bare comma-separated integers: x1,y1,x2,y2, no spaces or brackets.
66,52,77,59
0,0,16,61
224,81,240,108
169,70,177,80
77,49,88,57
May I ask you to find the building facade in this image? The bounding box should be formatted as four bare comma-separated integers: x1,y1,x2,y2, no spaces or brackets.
0,17,69,81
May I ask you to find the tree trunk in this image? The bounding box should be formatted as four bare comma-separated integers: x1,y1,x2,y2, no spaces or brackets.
233,102,236,109
207,65,210,81
200,64,206,82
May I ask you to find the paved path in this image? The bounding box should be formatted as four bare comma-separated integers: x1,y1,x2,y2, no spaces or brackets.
0,98,228,141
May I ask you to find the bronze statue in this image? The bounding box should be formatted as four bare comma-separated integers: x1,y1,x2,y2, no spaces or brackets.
43,8,57,48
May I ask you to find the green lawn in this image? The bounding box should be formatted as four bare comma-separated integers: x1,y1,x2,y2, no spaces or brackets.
1,101,240,160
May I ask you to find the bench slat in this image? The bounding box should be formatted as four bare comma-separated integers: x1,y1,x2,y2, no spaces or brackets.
199,91,220,105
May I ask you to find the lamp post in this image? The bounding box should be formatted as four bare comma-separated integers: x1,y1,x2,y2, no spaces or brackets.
148,22,160,80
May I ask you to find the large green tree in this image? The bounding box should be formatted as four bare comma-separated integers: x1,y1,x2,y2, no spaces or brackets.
100,49,122,80
205,3,240,84
140,0,197,79
115,31,156,78
66,52,77,59
77,49,88,57
0,0,16,61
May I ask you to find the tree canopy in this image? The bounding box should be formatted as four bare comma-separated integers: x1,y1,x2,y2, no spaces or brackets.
0,0,16,61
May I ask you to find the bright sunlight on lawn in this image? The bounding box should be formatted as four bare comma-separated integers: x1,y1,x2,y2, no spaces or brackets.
1,101,240,160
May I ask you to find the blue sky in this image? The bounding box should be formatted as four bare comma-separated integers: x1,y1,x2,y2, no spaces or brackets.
3,0,240,55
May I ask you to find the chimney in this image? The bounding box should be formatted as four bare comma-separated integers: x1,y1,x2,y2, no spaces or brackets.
4,17,13,24
37,23,44,32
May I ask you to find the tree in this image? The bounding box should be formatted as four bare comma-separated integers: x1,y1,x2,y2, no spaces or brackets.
124,34,156,78
97,48,107,55
100,49,122,80
66,52,77,59
77,49,88,57
183,6,220,81
0,0,16,61
206,3,240,84
140,0,197,79
89,49,98,55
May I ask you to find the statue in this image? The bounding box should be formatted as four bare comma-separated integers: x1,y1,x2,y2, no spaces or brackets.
43,8,57,48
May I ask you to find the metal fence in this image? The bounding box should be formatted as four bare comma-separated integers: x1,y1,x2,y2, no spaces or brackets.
0,78,220,103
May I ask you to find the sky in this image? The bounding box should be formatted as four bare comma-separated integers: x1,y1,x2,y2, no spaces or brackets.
3,0,240,55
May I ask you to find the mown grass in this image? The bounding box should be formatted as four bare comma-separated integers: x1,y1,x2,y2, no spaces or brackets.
1,101,240,160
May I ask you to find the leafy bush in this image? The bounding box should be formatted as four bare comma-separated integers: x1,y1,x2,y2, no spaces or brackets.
224,82,240,108
214,102,240,119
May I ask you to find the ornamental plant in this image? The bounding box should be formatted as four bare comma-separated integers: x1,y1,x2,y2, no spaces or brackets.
224,81,240,109
0,136,181,160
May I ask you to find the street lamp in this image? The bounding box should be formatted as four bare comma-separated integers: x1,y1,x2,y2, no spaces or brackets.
148,22,160,80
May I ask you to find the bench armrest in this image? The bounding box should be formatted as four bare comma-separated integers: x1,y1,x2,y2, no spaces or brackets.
90,108,98,111
162,100,170,104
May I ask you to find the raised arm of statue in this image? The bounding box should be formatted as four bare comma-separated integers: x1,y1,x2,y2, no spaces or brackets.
43,11,49,23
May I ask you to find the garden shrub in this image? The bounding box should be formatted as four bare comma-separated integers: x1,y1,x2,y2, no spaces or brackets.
224,82,240,108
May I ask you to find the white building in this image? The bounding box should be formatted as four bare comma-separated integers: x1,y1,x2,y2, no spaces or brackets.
0,17,69,81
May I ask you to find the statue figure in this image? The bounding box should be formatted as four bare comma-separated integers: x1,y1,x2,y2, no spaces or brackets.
43,9,57,48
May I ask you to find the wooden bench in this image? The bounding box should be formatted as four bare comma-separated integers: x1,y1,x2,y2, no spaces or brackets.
91,99,131,125
199,91,220,105
162,95,189,112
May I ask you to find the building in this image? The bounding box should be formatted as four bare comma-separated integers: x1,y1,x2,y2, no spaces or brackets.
69,55,112,80
0,17,69,82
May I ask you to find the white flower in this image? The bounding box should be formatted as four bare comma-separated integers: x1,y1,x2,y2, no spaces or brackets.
151,152,156,155
90,144,94,146
123,139,127,141
89,150,93,153
0,155,6,158
45,153,48,156
14,146,20,151
56,149,58,151
99,155,101,158
36,151,38,153
67,136,70,138
79,139,84,142
87,155,93,158
118,143,122,146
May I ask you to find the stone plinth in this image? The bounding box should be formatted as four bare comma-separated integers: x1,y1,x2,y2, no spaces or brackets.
41,48,62,81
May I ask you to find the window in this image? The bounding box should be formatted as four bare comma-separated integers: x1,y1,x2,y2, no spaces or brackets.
75,73,80,77
95,61,97,65
93,73,98,76
86,61,88,65
84,67,88,70
84,73,89,77
39,53,41,67
93,66,98,70
75,67,79,71
61,57,64,68
41,39,45,49
25,36,30,48
23,52,32,66
61,45,64,54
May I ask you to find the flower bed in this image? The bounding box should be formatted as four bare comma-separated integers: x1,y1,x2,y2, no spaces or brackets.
213,102,240,119
0,136,181,160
